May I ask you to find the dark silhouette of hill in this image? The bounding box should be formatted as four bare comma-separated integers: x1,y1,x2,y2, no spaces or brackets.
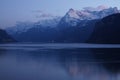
88,13,120,44
0,29,15,43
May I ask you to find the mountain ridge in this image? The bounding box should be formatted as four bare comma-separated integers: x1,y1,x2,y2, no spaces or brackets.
88,13,120,44
5,6,120,43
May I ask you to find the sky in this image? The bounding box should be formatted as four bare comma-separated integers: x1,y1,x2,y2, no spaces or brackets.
0,0,120,28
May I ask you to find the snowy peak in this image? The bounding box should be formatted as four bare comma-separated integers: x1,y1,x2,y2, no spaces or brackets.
58,6,120,27
66,8,80,19
97,7,119,19
68,8,75,13
65,6,119,20
60,6,120,26
34,16,61,27
66,8,91,19
107,7,119,13
6,6,120,35
59,9,80,27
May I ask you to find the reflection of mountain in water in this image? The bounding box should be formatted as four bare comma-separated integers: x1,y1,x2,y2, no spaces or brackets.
92,48,120,73
0,46,120,80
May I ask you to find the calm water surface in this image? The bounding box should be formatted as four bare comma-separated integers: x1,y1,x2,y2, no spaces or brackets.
0,43,120,80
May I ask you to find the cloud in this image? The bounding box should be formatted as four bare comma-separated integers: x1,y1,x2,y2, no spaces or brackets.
32,10,56,19
83,7,96,11
83,5,109,11
97,5,108,10
35,13,54,18
32,10,43,13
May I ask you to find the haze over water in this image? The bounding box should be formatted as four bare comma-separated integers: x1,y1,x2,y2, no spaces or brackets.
0,43,120,80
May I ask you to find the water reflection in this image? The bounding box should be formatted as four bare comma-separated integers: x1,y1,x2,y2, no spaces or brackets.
0,44,120,80
92,48,120,73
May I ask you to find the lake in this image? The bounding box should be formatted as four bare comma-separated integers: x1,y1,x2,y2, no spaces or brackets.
0,43,120,80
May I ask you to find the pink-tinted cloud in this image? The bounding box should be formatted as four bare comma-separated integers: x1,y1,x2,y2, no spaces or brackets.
97,5,108,10
83,5,109,11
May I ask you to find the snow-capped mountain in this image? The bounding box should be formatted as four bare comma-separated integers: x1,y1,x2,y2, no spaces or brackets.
34,16,61,27
59,7,119,27
6,16,61,35
5,6,120,42
68,7,119,20
6,22,35,35
6,6,119,35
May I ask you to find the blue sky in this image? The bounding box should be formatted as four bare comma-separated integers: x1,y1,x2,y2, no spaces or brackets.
0,0,120,28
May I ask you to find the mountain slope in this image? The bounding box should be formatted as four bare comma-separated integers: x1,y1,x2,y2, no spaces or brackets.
5,6,120,43
58,7,119,27
57,20,98,42
15,26,58,42
0,29,15,43
88,13,120,44
6,17,61,36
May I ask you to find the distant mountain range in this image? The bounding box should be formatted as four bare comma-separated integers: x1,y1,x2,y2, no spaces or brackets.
6,16,61,35
4,6,120,43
